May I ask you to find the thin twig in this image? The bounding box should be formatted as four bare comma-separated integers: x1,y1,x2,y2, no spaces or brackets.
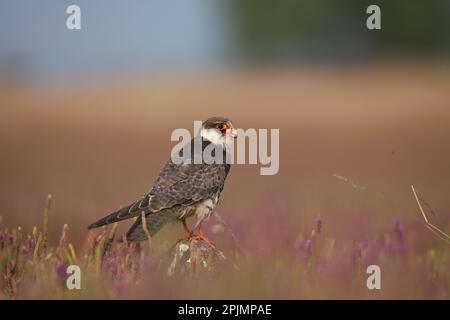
140,212,152,249
424,223,450,243
42,194,52,253
411,185,450,243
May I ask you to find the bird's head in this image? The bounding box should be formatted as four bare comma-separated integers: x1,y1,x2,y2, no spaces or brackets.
200,117,237,147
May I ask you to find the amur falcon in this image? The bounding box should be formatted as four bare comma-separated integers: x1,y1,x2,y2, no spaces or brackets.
88,117,237,244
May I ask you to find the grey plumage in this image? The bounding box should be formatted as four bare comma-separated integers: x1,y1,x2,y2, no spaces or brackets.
88,117,235,242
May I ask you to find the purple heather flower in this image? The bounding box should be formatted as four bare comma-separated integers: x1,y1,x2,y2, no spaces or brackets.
27,238,35,248
361,239,370,250
56,262,68,278
7,234,15,244
383,239,399,252
105,259,118,275
315,216,323,234
305,239,312,250
304,239,313,262
354,240,373,262
393,218,405,241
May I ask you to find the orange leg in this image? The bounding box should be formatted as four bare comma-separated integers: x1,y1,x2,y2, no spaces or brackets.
191,221,215,247
182,219,192,240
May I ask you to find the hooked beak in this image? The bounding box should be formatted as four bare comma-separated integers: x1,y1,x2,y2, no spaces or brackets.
226,127,238,138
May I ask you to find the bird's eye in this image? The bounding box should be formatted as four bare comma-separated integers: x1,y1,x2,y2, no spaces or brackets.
217,123,224,130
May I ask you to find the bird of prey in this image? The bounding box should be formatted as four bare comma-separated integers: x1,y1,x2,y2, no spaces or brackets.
88,117,237,245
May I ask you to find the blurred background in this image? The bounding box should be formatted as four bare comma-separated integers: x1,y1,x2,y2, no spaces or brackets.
0,0,449,298
1,0,449,82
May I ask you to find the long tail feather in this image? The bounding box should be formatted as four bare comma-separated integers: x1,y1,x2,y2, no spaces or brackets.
88,201,141,229
126,210,176,241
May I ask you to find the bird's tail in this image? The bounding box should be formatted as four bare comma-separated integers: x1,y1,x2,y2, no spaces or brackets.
126,210,176,242
87,202,141,229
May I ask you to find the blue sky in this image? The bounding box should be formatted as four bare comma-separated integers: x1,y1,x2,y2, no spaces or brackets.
0,0,230,76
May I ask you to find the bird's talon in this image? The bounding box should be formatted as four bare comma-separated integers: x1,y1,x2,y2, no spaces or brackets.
189,233,215,248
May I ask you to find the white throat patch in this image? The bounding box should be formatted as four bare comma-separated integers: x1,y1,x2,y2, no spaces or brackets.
200,128,225,145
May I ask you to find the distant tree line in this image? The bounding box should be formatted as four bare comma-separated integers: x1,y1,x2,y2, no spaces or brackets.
227,0,450,61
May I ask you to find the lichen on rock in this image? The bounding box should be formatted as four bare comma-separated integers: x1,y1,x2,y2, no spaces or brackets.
166,239,226,276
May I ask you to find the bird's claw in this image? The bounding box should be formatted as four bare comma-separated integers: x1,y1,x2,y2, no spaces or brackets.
183,230,194,241
189,232,215,248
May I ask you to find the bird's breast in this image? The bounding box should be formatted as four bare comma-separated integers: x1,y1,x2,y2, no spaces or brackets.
194,194,219,223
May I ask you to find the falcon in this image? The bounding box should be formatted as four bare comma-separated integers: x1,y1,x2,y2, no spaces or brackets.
88,117,237,245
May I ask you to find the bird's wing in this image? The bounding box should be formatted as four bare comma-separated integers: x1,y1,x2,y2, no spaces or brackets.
148,159,229,211
88,159,229,229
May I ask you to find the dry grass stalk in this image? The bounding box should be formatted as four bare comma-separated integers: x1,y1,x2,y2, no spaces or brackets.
411,184,450,244
42,194,52,253
140,211,152,249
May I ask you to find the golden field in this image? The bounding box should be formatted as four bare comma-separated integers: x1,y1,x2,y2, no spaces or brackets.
0,63,449,299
